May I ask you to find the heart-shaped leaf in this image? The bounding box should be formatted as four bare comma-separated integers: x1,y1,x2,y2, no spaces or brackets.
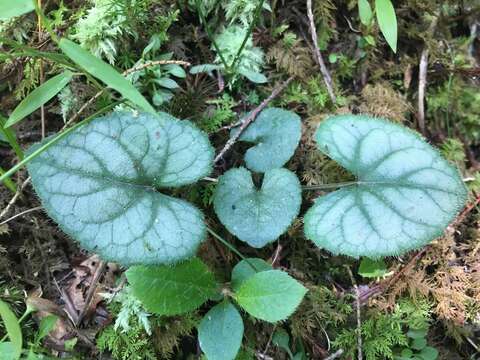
234,108,301,173
198,301,244,360
127,258,218,315
27,111,213,265
304,115,467,258
214,167,301,248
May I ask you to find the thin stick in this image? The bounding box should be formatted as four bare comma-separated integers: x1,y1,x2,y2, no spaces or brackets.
214,76,293,163
0,206,42,226
76,260,106,326
306,0,336,104
417,15,438,134
345,266,362,360
324,349,344,360
0,177,31,221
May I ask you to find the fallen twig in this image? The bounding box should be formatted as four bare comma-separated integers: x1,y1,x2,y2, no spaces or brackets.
417,15,439,134
345,266,362,360
214,76,294,164
324,349,344,360
76,260,106,326
306,0,336,104
0,177,31,221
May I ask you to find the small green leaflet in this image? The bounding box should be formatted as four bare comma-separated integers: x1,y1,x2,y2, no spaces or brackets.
304,115,467,258
198,301,244,360
37,315,59,341
375,0,397,53
27,111,213,265
0,299,22,360
358,258,388,278
214,168,301,248
238,69,267,84
0,0,34,20
127,258,218,316
234,270,307,323
231,258,272,291
358,0,373,26
58,39,155,114
5,71,73,128
234,108,301,173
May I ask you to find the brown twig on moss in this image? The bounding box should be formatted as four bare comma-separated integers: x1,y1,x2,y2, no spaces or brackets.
214,76,294,164
345,266,362,360
306,0,336,104
418,15,439,134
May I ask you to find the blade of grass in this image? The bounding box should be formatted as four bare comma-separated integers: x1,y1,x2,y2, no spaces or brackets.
0,101,121,184
0,167,17,192
5,71,73,128
0,115,23,160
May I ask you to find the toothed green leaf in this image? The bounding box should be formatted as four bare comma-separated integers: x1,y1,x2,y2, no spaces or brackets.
234,270,307,323
27,111,214,265
234,108,301,173
231,258,272,291
304,114,467,258
214,167,301,248
127,258,218,315
198,301,244,360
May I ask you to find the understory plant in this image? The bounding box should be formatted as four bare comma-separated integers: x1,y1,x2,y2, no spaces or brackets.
0,2,470,359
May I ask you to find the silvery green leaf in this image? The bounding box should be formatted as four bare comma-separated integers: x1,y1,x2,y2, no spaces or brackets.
234,108,301,172
214,168,301,248
304,114,467,258
198,301,244,360
27,111,214,265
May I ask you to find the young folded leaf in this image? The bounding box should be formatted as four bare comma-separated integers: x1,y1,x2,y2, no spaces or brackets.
27,111,214,265
234,270,307,323
127,258,218,316
5,71,73,128
198,301,244,360
233,108,301,173
214,167,301,248
304,114,467,258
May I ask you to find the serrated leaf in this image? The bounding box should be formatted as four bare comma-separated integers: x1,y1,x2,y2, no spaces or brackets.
27,111,213,265
190,64,221,74
375,0,397,53
127,258,218,315
0,0,34,20
6,71,73,127
239,69,267,84
234,108,301,172
358,258,388,278
198,301,244,360
58,39,155,114
234,270,307,323
304,115,467,258
214,168,301,248
0,299,22,360
231,258,272,291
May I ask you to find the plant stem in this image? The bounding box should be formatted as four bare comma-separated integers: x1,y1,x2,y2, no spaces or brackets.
195,0,230,70
206,227,258,272
302,181,357,191
230,0,266,70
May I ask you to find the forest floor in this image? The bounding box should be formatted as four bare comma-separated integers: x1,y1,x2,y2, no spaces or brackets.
1,0,480,359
